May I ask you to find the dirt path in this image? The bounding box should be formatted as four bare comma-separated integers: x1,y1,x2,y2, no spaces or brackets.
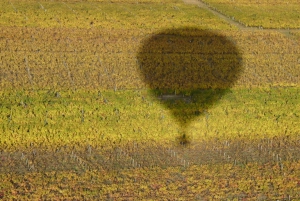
182,0,299,38
182,0,246,29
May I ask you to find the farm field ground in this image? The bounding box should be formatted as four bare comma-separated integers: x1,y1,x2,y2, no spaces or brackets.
201,0,300,29
0,0,300,200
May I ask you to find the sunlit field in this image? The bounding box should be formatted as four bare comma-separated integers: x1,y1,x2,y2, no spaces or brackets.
0,0,299,200
201,0,300,28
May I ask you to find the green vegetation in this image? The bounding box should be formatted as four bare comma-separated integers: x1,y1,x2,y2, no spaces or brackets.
0,87,299,151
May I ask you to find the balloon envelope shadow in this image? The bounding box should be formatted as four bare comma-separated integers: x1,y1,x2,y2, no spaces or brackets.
137,28,243,131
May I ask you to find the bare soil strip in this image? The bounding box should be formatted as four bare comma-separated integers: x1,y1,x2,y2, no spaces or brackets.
1,137,299,174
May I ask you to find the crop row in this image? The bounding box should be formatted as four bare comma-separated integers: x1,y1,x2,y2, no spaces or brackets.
2,27,299,53
9,0,181,3
1,136,299,173
0,28,299,90
0,137,299,199
1,1,233,30
0,87,299,151
202,0,300,4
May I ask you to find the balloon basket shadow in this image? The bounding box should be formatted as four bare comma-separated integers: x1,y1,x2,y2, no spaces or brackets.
153,88,230,146
176,131,192,146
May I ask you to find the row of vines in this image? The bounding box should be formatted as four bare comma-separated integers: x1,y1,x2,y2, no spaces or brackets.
0,27,299,90
0,1,233,30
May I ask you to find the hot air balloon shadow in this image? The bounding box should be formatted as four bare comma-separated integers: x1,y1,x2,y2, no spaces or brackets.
137,27,243,145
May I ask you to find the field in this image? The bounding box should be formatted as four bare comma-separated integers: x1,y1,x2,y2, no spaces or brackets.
0,0,300,200
201,0,300,29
